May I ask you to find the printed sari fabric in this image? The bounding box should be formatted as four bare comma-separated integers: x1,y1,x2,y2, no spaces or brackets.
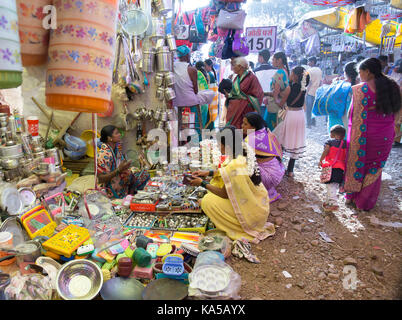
344,83,395,211
97,143,150,199
201,156,275,243
245,128,285,202
226,71,264,129
197,70,210,129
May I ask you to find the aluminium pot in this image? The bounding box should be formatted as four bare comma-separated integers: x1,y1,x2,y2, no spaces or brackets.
45,148,62,166
142,49,156,73
1,158,19,170
14,241,42,266
163,72,175,87
156,46,172,72
0,144,23,158
164,87,176,101
155,73,164,86
156,87,165,101
166,34,177,52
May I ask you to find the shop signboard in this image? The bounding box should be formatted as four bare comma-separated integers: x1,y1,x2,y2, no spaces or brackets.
246,26,277,53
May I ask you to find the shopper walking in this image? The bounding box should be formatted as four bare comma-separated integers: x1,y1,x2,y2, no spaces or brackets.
305,56,322,128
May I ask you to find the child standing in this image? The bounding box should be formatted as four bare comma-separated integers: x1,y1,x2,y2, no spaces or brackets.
319,125,347,212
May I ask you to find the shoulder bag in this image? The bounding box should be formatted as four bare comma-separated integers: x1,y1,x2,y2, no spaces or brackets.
320,140,344,183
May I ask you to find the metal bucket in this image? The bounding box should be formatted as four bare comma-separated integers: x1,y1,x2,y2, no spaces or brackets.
151,17,165,38
45,148,62,166
156,46,172,72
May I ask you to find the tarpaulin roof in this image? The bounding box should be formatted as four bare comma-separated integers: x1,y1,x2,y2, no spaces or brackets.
303,7,402,46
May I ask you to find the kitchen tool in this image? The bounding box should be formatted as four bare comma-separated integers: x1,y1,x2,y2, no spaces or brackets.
151,17,165,38
142,278,188,300
56,259,103,300
156,46,172,72
35,256,62,289
166,34,177,51
0,143,23,158
155,73,164,86
164,87,176,101
142,49,156,73
14,241,42,266
156,0,173,16
163,72,175,87
0,216,28,246
156,87,165,101
100,277,144,300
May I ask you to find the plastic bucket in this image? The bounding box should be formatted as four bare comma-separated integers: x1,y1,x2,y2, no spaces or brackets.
80,130,100,158
26,116,39,136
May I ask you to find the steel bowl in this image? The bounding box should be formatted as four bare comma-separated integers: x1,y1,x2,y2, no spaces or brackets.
56,259,103,300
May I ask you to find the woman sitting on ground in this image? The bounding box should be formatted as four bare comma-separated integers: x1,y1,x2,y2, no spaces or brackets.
97,125,150,198
189,126,275,243
242,112,285,203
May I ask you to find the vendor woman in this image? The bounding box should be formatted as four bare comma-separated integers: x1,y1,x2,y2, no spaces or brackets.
189,126,275,243
97,125,150,198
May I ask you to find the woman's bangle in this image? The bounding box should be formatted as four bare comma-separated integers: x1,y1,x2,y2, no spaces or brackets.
209,170,214,177
201,180,210,189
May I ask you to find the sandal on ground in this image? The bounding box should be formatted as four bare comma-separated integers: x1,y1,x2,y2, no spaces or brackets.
322,203,339,212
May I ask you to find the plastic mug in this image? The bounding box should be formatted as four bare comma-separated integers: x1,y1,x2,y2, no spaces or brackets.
26,116,39,136
0,232,13,249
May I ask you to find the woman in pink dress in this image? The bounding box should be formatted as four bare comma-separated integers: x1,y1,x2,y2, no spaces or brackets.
344,58,401,211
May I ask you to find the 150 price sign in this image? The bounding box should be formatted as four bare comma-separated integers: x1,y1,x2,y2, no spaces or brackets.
246,26,277,53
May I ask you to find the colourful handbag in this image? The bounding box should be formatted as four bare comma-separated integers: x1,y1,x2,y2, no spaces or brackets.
216,8,246,30
320,140,344,183
232,30,249,56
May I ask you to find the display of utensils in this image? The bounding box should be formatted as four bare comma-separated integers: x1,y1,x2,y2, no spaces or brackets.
156,46,172,72
154,109,162,121
0,144,23,158
163,72,175,87
155,0,172,16
166,34,177,52
1,158,19,170
0,114,7,124
33,151,46,160
142,49,156,73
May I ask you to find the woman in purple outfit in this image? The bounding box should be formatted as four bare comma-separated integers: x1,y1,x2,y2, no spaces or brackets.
344,58,401,211
242,112,285,203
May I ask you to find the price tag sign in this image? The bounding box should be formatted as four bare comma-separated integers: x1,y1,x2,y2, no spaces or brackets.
246,26,277,54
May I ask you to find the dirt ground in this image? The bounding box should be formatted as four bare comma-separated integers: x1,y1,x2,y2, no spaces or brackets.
228,117,402,300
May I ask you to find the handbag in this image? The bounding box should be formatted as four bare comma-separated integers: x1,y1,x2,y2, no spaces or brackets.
232,30,249,56
173,4,190,40
320,140,344,184
217,8,246,30
221,29,237,60
214,37,225,58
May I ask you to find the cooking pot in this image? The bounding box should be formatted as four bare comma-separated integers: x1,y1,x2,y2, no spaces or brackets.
0,144,23,158
151,17,165,38
164,87,176,101
142,49,155,73
166,34,177,52
14,241,42,266
156,47,172,72
156,0,173,16
154,109,162,121
156,87,165,101
163,72,175,87
155,73,164,86
1,158,19,170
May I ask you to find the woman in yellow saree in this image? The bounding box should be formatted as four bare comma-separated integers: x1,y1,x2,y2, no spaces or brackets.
189,126,275,243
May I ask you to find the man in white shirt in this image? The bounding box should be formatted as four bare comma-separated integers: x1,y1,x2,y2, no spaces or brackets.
305,56,322,128
254,49,276,121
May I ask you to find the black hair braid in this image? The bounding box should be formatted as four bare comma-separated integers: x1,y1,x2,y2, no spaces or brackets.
359,58,401,115
344,62,358,86
274,52,290,77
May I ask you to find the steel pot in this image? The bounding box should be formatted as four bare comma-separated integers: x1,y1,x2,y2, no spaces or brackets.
146,109,154,120
156,46,172,72
167,110,175,121
0,121,7,127
142,49,155,73
156,87,165,101
151,17,165,38
156,38,165,49
0,115,7,123
156,0,172,16
155,73,164,86
154,109,162,121
0,144,23,158
163,72,175,87
160,110,168,122
1,158,19,170
14,241,41,266
166,34,177,51
164,87,176,101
